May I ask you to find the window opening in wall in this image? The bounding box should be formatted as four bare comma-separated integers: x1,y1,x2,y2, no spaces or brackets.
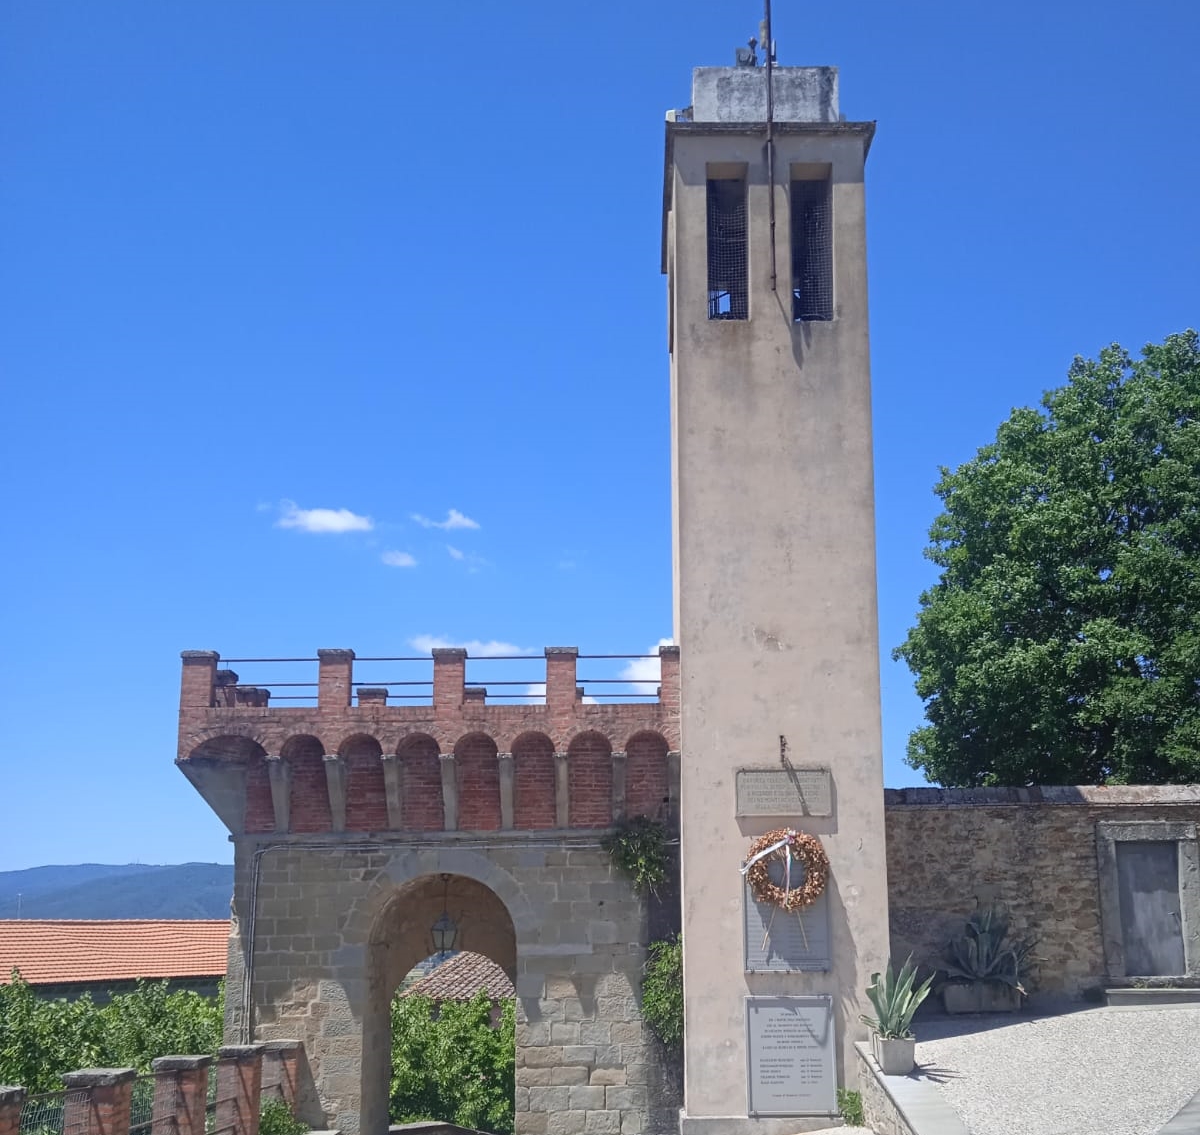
707,177,748,320
791,178,833,322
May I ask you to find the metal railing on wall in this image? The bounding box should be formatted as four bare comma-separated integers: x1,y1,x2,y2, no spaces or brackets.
216,652,665,708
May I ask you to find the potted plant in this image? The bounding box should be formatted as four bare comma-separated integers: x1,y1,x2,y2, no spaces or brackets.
940,903,1034,1013
860,955,934,1075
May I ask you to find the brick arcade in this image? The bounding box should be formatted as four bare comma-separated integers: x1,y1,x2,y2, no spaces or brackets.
177,646,682,1135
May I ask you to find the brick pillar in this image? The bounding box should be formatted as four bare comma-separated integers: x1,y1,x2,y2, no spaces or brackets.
215,1047,263,1135
260,1042,302,1110
658,644,680,722
667,750,682,823
323,755,347,832
611,750,628,822
150,1057,210,1135
180,651,218,710
439,753,458,831
554,752,570,829
358,687,388,706
497,753,514,830
432,648,466,711
265,756,291,833
380,754,403,829
545,647,578,711
317,649,354,709
62,1069,136,1135
0,1087,26,1135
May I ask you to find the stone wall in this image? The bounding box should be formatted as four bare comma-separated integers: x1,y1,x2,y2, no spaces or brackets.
229,836,678,1135
884,786,1200,998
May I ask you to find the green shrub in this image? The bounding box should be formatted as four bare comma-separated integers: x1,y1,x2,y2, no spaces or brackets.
389,992,514,1135
0,972,223,1092
602,816,670,895
259,1098,308,1135
641,935,683,1050
837,1088,864,1125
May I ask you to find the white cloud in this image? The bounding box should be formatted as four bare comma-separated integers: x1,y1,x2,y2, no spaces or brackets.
381,550,417,568
409,635,532,657
446,545,465,560
619,639,675,686
276,499,373,534
411,509,480,531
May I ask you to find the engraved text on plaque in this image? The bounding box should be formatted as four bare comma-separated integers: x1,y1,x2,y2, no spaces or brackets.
735,768,832,816
745,995,836,1116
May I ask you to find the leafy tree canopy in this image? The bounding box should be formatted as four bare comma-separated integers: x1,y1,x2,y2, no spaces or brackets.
0,973,223,1092
896,331,1200,786
389,991,514,1135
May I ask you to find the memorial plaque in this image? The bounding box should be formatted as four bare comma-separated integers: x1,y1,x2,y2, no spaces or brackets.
745,995,836,1117
743,883,830,972
735,767,832,816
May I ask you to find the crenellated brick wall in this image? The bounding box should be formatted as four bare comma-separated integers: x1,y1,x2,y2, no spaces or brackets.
177,646,681,838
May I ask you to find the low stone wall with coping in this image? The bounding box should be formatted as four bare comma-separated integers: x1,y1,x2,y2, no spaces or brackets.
884,786,1200,998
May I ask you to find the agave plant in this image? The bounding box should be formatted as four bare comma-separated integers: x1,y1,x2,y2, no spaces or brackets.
941,904,1034,993
860,955,934,1039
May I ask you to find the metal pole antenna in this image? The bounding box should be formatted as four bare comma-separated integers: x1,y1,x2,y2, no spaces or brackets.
763,0,777,292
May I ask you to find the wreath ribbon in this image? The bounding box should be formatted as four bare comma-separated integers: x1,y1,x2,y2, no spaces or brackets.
739,834,797,907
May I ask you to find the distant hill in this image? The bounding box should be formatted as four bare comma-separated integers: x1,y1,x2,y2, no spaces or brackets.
0,863,234,919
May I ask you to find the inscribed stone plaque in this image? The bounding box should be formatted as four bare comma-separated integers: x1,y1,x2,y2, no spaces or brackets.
743,883,830,972
736,767,832,816
746,995,836,1117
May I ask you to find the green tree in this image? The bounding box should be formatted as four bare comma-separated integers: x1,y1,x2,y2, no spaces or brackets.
0,972,223,1092
389,992,514,1135
896,331,1200,786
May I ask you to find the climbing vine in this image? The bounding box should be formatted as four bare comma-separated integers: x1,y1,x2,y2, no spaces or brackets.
601,815,671,895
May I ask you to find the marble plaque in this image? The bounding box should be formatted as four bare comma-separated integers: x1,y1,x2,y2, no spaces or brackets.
745,995,836,1117
743,883,830,972
735,767,832,816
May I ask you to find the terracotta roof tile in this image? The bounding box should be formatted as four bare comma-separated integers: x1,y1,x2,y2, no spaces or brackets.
0,920,229,986
402,951,514,1001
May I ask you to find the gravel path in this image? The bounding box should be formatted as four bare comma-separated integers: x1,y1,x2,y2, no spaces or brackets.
915,1005,1200,1135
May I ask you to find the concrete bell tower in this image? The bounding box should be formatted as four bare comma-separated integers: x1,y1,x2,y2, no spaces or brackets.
664,55,889,1134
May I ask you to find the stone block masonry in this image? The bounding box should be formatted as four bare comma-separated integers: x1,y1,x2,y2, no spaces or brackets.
885,786,1200,999
231,839,679,1135
178,645,682,1135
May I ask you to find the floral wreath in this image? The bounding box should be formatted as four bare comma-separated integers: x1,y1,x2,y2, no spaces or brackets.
740,828,829,912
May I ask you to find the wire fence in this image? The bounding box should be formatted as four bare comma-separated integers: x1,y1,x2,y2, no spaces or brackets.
18,1090,88,1135
127,1076,159,1135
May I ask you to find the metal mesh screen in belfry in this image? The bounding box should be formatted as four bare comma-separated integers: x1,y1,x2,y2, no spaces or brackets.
707,178,748,320
791,179,833,321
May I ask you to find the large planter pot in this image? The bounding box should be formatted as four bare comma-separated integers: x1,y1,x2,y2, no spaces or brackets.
872,1034,915,1076
942,983,1023,1014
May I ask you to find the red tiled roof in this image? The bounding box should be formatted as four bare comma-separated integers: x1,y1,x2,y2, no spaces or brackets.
402,951,515,1001
0,920,229,986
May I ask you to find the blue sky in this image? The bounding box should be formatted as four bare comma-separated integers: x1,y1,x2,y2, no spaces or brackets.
2,1,1197,870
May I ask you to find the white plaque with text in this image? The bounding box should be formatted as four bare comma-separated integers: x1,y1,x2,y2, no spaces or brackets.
745,995,836,1117
735,768,832,817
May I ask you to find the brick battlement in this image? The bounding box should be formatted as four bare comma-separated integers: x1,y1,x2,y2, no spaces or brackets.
177,646,681,837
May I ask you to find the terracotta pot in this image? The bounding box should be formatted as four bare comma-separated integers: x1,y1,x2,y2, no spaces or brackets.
942,983,1023,1014
872,1034,915,1076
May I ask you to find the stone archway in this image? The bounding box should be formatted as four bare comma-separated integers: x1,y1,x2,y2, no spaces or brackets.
361,872,517,1135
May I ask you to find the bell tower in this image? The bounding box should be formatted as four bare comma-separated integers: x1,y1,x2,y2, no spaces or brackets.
664,48,889,1134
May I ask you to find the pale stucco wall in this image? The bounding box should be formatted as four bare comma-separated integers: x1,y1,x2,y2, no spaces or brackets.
667,82,889,1129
